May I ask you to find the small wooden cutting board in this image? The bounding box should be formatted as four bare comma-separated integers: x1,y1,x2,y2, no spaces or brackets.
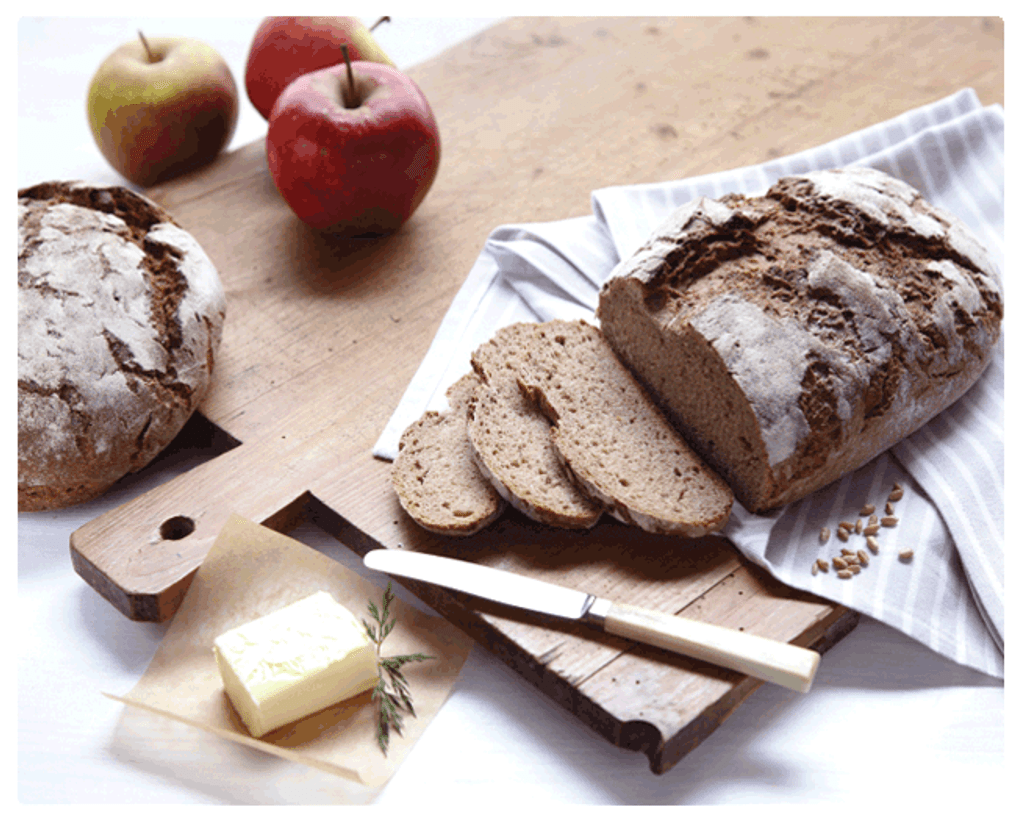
69,17,1002,773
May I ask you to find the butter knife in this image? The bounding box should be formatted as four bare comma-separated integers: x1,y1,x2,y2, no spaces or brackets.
363,549,820,693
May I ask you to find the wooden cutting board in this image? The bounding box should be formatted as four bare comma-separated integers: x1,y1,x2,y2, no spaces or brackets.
69,17,1003,773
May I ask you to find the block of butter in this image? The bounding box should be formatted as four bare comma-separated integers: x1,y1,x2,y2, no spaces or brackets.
213,590,379,738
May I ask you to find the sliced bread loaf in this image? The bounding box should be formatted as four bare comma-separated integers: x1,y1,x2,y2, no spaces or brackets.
392,372,505,535
597,167,1003,512
468,323,603,529
515,319,733,536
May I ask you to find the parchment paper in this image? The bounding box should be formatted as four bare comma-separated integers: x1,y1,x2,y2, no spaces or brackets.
107,514,474,793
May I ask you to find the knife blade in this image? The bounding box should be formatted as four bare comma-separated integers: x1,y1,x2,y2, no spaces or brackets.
363,549,820,693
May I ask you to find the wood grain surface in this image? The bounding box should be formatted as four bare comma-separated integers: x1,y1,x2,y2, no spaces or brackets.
69,17,1002,772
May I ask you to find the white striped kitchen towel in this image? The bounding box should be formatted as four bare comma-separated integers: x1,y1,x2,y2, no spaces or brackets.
374,88,1004,678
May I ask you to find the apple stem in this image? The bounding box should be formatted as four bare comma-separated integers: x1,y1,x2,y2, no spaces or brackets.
137,30,157,64
369,16,391,32
341,44,358,109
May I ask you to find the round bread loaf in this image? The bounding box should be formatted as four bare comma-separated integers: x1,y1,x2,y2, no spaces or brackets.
18,181,227,511
597,166,1003,513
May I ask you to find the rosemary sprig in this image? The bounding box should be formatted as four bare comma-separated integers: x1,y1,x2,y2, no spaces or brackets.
363,582,434,756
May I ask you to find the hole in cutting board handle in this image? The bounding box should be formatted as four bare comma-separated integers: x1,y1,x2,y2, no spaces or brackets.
160,515,196,541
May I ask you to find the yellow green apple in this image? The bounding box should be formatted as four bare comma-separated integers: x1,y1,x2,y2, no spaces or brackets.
87,33,239,187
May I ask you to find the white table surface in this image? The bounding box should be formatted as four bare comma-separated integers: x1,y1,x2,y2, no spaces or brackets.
16,15,1007,809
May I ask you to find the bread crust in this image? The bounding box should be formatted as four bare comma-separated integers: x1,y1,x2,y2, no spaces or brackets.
598,167,1003,512
18,181,226,510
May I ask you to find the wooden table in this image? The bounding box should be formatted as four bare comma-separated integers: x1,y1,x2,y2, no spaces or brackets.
69,17,1003,773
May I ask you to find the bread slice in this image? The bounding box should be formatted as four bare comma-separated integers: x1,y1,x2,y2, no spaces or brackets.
468,323,603,529
515,320,733,536
392,372,505,535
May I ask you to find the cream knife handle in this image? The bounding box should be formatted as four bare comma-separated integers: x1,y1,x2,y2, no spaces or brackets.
597,600,820,693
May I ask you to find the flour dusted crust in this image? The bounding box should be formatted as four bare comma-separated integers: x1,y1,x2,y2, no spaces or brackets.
597,166,1003,513
18,181,227,510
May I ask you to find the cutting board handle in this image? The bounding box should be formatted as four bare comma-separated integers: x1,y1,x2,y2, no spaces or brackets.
69,439,310,622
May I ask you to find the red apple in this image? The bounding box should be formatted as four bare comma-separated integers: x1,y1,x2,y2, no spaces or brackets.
245,16,395,121
87,32,238,187
266,55,441,237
